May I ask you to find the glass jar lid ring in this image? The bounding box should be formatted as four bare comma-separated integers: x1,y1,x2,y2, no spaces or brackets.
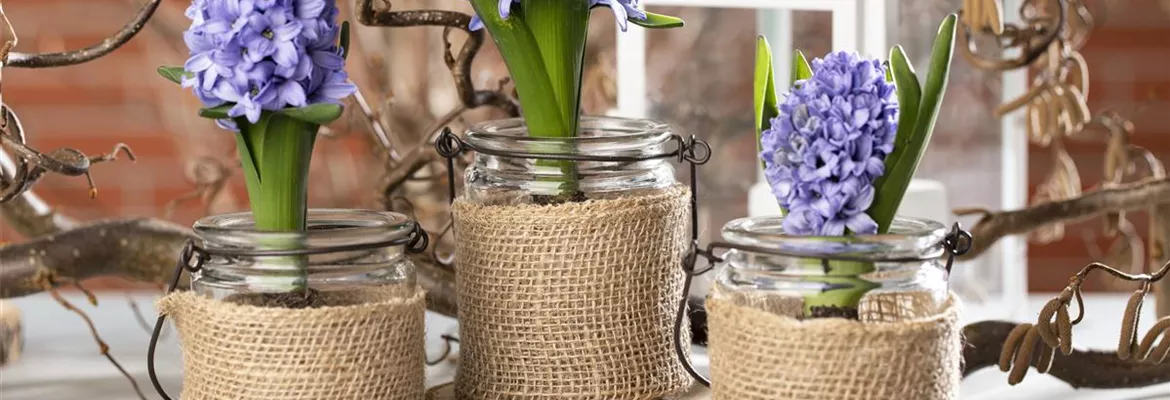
435,126,711,164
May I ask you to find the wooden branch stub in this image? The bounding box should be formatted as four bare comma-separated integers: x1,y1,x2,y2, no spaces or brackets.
0,300,22,366
0,218,195,298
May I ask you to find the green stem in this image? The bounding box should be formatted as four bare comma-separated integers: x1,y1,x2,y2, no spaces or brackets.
524,0,587,136
472,0,589,199
799,259,879,318
525,0,588,197
234,112,318,291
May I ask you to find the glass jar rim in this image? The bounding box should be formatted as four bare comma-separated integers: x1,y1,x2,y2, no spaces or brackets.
466,116,672,149
721,216,949,260
194,209,414,250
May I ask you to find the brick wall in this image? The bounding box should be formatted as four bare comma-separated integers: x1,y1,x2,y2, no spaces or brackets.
1027,1,1170,292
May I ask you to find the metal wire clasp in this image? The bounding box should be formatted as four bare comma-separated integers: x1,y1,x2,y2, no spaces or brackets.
147,240,208,400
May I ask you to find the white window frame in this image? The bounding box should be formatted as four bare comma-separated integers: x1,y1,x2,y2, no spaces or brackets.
613,0,1029,320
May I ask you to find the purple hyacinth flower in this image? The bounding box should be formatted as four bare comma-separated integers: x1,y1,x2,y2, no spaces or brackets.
759,50,899,236
242,8,303,67
305,69,356,105
183,0,356,130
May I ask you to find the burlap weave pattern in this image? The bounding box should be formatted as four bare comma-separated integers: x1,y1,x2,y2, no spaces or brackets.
707,292,961,400
157,286,427,400
450,185,693,399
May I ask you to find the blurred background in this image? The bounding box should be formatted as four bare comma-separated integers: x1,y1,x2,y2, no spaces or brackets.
0,0,1168,301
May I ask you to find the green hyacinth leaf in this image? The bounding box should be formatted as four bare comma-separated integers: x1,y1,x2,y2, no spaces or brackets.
525,0,589,137
278,103,345,125
792,49,813,84
868,14,957,233
869,45,921,226
198,104,233,119
754,36,779,170
630,12,685,29
157,66,189,85
470,0,565,137
340,21,351,60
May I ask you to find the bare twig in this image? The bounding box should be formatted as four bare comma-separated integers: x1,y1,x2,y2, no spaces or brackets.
4,0,162,68
0,152,78,237
40,278,146,399
161,157,230,219
958,177,1170,259
356,0,519,116
1,105,137,202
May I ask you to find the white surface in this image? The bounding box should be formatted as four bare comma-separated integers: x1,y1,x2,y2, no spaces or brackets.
1,292,1167,399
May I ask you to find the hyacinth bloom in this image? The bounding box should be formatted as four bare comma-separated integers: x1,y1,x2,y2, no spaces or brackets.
760,51,899,236
161,0,359,286
181,0,355,126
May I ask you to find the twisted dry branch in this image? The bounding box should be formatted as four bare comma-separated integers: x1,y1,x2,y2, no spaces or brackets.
0,218,196,299
980,260,1170,387
957,0,1064,71
955,177,1170,259
1,104,137,203
3,0,162,68
962,320,1170,388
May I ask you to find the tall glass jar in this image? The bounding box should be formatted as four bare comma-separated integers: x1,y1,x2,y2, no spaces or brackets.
464,116,677,204
712,215,951,320
191,209,417,302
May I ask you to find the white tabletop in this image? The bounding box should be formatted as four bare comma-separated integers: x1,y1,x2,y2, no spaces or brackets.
0,292,1166,399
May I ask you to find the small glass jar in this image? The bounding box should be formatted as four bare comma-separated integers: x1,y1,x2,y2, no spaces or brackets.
712,215,951,320
463,116,677,205
191,209,417,301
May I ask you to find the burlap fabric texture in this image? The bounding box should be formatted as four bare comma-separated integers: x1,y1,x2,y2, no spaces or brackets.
707,291,962,400
157,286,427,400
449,185,694,399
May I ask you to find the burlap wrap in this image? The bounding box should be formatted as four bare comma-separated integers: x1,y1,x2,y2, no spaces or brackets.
157,286,427,400
707,291,962,400
450,185,693,399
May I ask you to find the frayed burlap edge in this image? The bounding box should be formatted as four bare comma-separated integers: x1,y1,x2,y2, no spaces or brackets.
707,292,962,400
450,185,694,399
158,286,427,400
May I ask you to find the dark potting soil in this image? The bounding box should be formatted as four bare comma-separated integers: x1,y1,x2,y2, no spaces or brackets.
226,287,323,309
531,191,588,205
805,306,860,320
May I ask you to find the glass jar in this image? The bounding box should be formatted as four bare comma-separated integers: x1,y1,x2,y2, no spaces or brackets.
191,209,417,302
712,215,951,320
464,116,677,205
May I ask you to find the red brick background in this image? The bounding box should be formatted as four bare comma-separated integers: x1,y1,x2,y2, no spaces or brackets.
1,1,1168,293
1026,1,1170,292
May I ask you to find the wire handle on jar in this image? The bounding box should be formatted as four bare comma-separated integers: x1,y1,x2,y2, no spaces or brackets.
145,223,430,400
672,223,974,388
